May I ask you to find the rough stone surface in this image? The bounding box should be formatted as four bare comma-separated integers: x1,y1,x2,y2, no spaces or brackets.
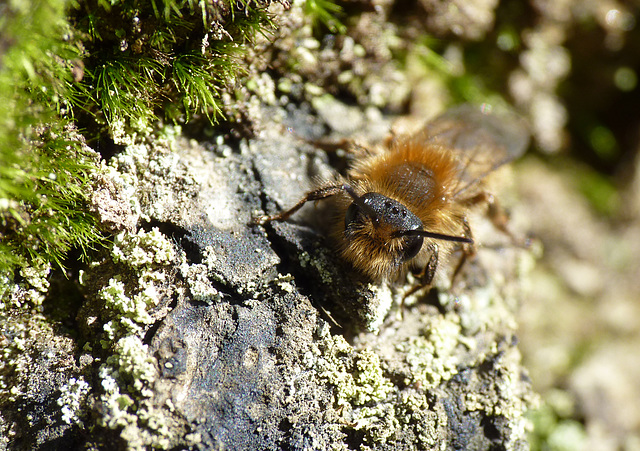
143,104,529,449
0,98,538,450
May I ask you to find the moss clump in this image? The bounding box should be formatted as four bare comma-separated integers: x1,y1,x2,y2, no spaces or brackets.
304,0,346,35
0,125,102,277
0,0,104,286
69,0,276,132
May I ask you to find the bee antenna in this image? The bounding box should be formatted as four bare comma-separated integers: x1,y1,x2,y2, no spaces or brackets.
393,229,473,244
342,184,379,221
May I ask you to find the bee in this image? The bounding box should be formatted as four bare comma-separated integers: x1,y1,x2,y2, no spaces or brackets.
253,104,529,287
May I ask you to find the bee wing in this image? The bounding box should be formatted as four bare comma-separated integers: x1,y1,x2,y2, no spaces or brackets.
421,104,530,198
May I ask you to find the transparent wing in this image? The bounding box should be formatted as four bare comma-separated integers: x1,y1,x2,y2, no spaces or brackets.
419,104,530,198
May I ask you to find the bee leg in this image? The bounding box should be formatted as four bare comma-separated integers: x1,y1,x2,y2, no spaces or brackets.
252,184,345,225
419,243,439,287
451,217,476,285
459,191,518,243
401,243,439,307
485,194,516,241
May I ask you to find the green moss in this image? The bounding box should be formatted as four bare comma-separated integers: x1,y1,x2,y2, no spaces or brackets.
170,50,234,122
70,0,275,131
0,128,102,271
89,56,161,131
0,0,277,285
304,0,346,35
0,0,104,283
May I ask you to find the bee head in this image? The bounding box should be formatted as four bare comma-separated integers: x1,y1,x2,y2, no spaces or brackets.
341,185,473,271
344,192,424,263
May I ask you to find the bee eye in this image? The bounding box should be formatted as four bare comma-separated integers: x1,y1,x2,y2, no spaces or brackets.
345,202,360,230
401,235,423,262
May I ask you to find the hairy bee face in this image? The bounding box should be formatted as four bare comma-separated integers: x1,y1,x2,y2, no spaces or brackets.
344,193,424,265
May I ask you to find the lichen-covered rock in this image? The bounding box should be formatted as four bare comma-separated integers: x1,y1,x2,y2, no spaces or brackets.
64,98,536,449
0,89,538,451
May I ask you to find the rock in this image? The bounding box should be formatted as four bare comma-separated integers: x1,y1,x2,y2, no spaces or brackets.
1,102,536,450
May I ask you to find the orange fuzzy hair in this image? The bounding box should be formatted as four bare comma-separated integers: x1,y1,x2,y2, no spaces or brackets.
329,136,467,281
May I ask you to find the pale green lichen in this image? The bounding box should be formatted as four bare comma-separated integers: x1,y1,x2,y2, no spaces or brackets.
397,313,463,388
98,273,168,344
98,336,182,450
351,350,394,405
202,245,220,271
401,394,440,448
91,226,185,447
112,227,176,267
180,262,221,304
350,389,439,446
97,227,176,345
360,283,394,333
0,260,52,309
58,376,91,425
314,325,393,408
308,311,483,446
273,273,296,294
299,251,333,285
100,278,152,325
110,118,150,147
95,132,200,231
107,336,158,394
18,261,51,296
99,365,137,430
352,403,399,442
